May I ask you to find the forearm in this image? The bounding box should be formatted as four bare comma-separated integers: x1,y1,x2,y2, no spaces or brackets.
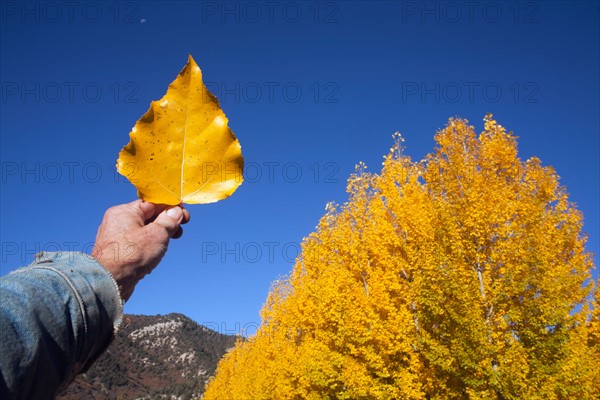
0,252,123,399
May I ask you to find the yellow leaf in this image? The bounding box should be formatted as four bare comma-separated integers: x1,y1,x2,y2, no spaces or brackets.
117,55,243,205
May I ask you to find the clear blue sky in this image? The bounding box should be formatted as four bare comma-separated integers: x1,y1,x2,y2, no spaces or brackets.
1,1,598,336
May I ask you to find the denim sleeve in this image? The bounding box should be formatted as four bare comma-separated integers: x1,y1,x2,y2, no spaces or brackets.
0,252,124,400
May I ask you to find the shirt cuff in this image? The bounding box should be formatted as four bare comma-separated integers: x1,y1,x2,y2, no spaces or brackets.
28,251,124,367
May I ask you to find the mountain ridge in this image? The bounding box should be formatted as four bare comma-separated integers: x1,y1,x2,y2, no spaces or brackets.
57,313,239,399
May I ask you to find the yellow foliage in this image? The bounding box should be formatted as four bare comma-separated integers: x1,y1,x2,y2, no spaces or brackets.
203,115,598,399
117,55,243,205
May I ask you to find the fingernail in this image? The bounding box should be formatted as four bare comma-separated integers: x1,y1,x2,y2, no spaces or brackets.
166,206,183,220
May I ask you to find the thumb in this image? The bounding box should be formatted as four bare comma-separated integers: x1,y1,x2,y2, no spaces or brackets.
152,206,184,237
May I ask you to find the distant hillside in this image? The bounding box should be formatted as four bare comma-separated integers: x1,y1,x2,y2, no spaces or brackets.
57,313,239,400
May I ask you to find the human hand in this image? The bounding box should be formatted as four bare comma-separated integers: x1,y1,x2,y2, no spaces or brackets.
91,200,190,302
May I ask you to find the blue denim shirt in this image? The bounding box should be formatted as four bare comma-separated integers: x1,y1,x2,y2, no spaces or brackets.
0,252,123,399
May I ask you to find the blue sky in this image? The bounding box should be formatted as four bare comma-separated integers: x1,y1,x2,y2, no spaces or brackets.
1,1,598,336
